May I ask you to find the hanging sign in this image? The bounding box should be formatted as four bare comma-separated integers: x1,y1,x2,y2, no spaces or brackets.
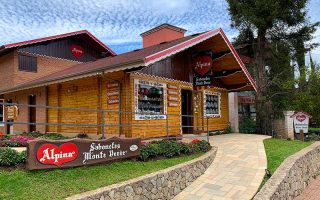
291,111,311,133
193,54,213,86
6,106,19,120
71,44,84,58
26,137,141,170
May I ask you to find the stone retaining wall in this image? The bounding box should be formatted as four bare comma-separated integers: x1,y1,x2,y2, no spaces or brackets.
66,148,217,200
254,142,320,200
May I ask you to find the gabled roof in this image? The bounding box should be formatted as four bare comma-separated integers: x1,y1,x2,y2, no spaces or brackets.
0,28,257,94
0,30,116,56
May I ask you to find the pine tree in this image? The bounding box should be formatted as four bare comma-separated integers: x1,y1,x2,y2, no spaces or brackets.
226,0,318,134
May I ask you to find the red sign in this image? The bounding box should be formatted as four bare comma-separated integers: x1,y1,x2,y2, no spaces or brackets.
193,55,213,76
296,115,306,122
37,142,78,166
71,44,84,58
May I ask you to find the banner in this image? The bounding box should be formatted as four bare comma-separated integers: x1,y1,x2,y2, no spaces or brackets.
26,137,141,170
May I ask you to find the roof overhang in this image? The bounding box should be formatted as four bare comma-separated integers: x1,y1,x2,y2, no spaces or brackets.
0,30,116,56
0,28,257,94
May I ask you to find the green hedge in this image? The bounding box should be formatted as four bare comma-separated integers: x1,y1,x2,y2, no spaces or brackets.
139,139,211,161
0,148,26,166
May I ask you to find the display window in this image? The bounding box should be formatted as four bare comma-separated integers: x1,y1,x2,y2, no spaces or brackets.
134,79,167,120
204,91,221,117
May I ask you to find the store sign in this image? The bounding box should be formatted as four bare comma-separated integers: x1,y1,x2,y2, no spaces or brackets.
71,44,84,58
238,96,255,104
26,137,141,170
291,112,311,133
193,54,213,86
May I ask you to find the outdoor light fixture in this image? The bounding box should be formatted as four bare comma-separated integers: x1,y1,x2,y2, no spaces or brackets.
265,169,272,178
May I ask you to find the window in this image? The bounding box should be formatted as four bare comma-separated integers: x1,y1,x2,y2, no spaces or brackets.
134,79,167,120
0,99,4,126
18,54,37,72
204,91,221,117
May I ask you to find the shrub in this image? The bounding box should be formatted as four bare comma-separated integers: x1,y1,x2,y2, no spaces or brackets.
239,118,256,134
8,135,35,147
138,143,163,161
159,140,182,158
223,126,232,134
0,148,23,166
138,139,211,161
19,150,27,163
194,140,211,152
179,142,193,155
42,133,68,140
23,131,44,138
76,133,89,138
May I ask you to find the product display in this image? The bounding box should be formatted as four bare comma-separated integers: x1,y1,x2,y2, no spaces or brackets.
134,79,167,120
204,92,220,117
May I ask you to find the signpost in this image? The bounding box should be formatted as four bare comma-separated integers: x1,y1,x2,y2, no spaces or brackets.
290,111,311,140
26,137,141,170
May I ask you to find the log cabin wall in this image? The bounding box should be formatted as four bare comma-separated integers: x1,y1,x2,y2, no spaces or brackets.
128,72,192,138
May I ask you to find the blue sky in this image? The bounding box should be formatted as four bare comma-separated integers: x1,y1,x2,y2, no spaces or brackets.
0,0,319,63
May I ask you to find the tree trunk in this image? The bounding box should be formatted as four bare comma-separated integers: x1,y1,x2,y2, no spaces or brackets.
253,32,273,135
295,38,307,91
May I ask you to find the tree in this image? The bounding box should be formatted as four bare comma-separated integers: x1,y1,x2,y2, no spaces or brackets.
227,0,316,134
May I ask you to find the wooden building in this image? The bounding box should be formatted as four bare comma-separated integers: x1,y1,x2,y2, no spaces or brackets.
0,24,256,138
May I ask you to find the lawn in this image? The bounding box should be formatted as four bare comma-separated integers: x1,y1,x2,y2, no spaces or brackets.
0,154,202,200
264,138,313,173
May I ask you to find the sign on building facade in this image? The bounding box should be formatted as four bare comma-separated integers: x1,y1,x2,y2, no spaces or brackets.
193,53,214,86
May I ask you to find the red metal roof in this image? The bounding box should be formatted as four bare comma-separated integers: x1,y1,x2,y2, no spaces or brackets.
1,30,116,56
0,28,257,94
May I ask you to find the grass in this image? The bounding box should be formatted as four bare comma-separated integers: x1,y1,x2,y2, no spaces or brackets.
260,138,313,187
0,154,202,200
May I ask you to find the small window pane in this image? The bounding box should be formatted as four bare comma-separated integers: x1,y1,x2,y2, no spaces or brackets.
18,55,37,72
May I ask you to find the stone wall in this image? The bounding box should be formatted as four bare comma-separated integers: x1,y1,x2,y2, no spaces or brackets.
254,142,320,200
66,148,217,200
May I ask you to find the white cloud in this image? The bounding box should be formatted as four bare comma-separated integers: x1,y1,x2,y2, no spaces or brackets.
0,0,318,55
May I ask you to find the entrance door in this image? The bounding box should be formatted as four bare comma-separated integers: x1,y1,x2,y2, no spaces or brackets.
181,90,193,134
29,95,36,132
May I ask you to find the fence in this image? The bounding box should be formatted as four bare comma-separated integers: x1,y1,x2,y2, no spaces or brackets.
0,102,211,142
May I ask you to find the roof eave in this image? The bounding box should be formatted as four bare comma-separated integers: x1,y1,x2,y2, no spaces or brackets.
0,59,144,95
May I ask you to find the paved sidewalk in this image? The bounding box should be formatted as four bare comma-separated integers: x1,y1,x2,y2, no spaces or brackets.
294,177,320,200
175,133,270,200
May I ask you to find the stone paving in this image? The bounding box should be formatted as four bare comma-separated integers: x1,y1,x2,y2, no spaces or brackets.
294,177,320,200
175,133,270,200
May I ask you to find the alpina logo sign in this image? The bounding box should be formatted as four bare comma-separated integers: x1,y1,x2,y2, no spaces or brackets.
296,115,306,122
26,137,141,170
193,53,214,86
37,143,78,166
71,44,84,58
193,55,212,76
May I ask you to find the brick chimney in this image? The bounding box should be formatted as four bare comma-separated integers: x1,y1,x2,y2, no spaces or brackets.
140,23,187,48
